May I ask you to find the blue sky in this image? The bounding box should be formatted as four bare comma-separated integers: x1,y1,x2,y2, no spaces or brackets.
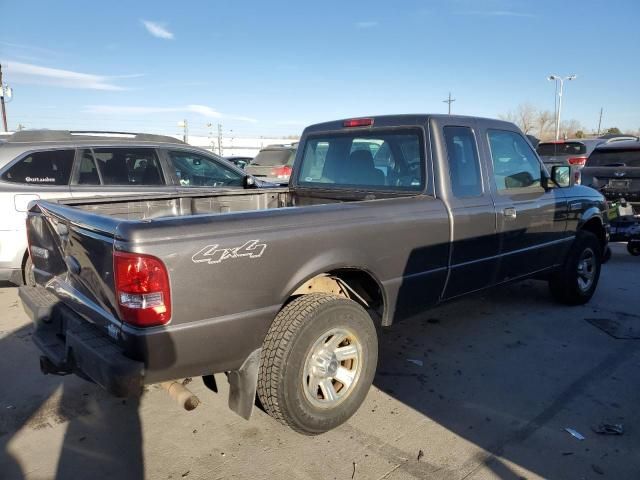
1,0,638,137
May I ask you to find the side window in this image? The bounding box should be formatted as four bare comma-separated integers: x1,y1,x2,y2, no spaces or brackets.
168,150,243,187
488,130,542,192
443,126,482,197
1,150,74,185
93,148,164,186
76,149,100,185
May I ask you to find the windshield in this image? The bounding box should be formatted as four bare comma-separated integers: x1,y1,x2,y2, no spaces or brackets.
586,148,640,167
298,129,424,191
250,149,295,167
537,142,587,156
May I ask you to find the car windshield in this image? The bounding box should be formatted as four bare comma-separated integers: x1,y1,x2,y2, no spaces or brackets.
586,148,640,167
537,142,587,156
298,129,424,191
250,149,295,166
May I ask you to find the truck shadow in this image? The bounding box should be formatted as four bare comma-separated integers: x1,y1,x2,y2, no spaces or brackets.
0,323,145,480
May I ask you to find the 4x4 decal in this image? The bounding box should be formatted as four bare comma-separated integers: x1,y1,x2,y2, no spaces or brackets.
192,240,267,264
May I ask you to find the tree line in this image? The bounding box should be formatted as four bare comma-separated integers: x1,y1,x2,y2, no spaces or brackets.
499,103,638,141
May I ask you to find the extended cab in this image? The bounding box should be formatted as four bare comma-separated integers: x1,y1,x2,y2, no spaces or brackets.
20,115,608,434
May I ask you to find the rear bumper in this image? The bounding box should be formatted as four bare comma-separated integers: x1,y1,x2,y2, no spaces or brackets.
19,286,144,397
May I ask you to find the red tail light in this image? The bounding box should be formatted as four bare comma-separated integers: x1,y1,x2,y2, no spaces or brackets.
270,165,292,179
114,251,171,327
343,118,374,128
568,156,587,166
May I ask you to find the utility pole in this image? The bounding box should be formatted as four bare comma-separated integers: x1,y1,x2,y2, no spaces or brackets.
0,64,8,132
182,119,188,143
597,107,603,136
442,92,456,115
217,123,223,155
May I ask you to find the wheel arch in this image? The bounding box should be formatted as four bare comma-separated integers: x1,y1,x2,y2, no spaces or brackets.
579,213,607,254
281,266,387,328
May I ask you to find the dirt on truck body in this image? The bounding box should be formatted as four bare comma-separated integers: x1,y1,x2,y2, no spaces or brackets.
21,114,609,434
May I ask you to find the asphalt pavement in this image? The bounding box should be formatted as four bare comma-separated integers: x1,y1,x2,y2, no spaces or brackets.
1,243,639,480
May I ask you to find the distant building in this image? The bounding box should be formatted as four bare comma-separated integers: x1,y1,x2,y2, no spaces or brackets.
178,135,298,158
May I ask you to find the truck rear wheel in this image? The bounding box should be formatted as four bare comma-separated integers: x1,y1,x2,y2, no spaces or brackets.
549,231,601,305
257,293,378,435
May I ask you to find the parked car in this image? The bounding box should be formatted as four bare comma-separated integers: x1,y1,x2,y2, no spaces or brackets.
244,144,297,183
21,115,608,435
536,139,605,169
224,155,253,169
581,139,640,206
0,130,262,285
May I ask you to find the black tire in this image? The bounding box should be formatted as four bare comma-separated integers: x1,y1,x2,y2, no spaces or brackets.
549,231,601,305
627,241,640,256
23,254,36,286
257,293,378,435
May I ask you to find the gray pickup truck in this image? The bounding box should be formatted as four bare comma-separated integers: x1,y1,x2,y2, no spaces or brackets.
20,115,609,435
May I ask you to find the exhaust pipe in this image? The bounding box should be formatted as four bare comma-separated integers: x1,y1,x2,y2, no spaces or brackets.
161,380,200,411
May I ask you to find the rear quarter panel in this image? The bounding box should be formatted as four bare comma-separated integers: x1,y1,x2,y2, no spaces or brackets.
115,195,449,378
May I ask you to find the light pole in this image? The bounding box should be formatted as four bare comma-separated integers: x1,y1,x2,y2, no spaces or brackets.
548,74,576,140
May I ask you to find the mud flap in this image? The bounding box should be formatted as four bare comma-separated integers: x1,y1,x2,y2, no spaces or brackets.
227,348,261,420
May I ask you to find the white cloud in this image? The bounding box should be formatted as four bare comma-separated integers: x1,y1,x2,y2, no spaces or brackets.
1,60,125,91
84,104,257,123
355,21,379,28
141,20,175,39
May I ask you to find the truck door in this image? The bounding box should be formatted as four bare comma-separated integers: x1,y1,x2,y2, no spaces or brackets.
437,121,500,299
482,128,568,281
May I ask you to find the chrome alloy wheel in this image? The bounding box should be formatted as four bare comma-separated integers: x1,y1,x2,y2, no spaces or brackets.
302,328,363,409
577,247,596,292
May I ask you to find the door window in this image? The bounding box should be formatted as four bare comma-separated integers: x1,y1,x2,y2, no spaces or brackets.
443,126,482,197
488,130,542,192
76,150,100,185
1,149,74,185
168,150,244,187
92,148,164,186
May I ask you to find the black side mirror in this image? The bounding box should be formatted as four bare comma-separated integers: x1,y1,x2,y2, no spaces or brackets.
243,175,257,188
547,165,571,188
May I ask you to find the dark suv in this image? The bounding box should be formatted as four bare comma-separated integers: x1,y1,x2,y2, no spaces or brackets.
581,139,640,206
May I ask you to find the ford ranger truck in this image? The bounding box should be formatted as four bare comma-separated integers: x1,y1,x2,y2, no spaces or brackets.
20,115,609,434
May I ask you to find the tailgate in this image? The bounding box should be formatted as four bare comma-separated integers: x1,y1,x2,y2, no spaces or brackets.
582,167,640,203
26,200,123,332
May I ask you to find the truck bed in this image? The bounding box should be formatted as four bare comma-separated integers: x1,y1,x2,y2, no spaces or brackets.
58,188,293,221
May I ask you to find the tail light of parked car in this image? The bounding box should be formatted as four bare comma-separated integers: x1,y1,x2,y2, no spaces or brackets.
114,251,171,327
271,165,292,179
568,156,588,167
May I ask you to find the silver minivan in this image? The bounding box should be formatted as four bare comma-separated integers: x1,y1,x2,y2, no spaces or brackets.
0,130,263,285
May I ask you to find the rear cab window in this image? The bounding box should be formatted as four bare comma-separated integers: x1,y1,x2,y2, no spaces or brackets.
251,149,296,167
537,142,586,156
1,149,75,185
297,129,425,192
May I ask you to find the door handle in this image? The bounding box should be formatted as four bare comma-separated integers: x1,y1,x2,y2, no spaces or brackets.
503,207,517,219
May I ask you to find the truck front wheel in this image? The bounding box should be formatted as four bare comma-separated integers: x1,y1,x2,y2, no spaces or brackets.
549,231,602,305
257,293,378,435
